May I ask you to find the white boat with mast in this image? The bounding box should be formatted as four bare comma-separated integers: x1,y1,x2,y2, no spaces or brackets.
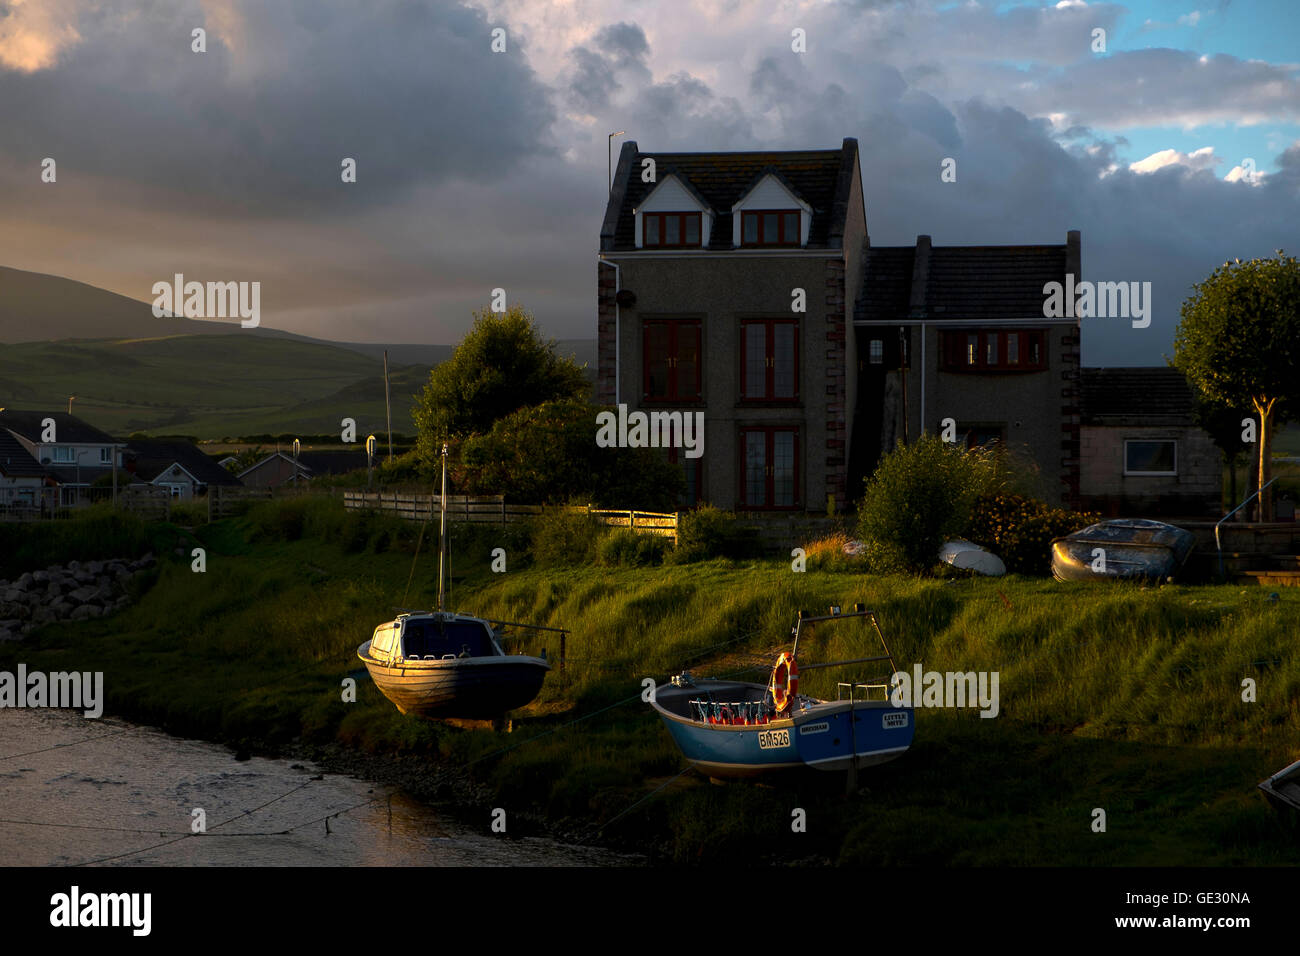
357,444,558,718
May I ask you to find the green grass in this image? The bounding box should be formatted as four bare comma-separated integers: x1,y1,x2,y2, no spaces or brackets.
0,335,430,437
2,500,1296,865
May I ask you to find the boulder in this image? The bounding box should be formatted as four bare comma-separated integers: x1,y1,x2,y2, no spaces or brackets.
69,586,101,604
16,572,33,590
70,605,94,621
31,570,50,585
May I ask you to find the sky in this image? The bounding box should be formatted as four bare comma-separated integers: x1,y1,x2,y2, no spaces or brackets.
0,0,1297,366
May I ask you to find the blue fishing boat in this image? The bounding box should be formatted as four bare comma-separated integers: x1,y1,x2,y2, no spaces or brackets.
650,605,914,781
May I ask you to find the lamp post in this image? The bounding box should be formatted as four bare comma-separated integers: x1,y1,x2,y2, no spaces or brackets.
608,130,625,193
292,438,301,487
68,396,75,415
366,434,376,490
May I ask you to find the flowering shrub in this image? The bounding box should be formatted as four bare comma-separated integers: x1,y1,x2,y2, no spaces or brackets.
963,493,1100,575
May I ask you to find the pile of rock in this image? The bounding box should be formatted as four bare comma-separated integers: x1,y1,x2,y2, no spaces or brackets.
0,554,156,643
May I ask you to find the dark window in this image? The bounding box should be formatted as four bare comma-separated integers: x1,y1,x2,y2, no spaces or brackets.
941,329,1047,372
1125,440,1177,475
740,427,799,509
643,212,703,248
643,319,702,402
869,339,884,365
955,425,1005,450
740,319,799,401
667,447,701,508
402,619,495,660
740,209,800,246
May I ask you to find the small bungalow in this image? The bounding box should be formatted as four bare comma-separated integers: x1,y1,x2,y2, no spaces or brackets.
1078,367,1222,518
238,448,368,488
122,439,243,499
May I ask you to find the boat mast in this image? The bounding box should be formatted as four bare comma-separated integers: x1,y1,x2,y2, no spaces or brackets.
437,442,448,612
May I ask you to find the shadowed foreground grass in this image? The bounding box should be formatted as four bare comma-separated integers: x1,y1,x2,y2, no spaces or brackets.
2,509,1296,865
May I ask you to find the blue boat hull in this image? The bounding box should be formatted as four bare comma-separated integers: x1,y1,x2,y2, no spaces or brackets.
652,680,914,778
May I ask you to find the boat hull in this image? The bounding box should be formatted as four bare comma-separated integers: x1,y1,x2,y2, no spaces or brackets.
652,680,914,778
1051,519,1196,582
358,644,548,718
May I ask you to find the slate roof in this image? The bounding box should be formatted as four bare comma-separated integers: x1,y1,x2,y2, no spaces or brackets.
856,239,1070,323
124,439,242,487
1080,368,1196,426
0,429,46,478
0,410,116,445
601,139,858,252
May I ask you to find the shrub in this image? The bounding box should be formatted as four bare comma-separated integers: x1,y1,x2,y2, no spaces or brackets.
597,529,669,567
168,500,208,526
668,504,763,563
857,436,1009,574
963,493,1100,575
529,507,607,566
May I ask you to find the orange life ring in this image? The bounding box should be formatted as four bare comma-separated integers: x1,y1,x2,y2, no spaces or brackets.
770,652,799,713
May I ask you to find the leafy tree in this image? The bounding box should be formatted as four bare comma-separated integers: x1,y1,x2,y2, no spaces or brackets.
412,306,589,463
856,435,1009,574
455,399,685,510
1190,396,1251,508
1172,251,1300,520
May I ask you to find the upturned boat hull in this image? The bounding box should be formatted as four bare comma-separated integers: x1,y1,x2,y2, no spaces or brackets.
1051,519,1196,582
359,643,549,718
651,679,914,778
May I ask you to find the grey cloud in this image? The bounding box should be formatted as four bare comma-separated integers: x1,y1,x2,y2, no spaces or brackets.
0,0,556,216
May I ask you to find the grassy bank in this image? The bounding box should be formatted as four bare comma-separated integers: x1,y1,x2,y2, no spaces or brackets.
3,502,1297,864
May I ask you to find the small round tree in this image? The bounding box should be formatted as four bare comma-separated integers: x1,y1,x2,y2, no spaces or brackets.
1172,251,1300,520
412,305,590,464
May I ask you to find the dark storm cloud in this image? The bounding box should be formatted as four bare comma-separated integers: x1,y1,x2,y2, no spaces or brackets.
0,0,556,217
564,21,651,114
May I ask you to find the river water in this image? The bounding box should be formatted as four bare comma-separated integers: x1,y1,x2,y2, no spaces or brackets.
0,708,630,866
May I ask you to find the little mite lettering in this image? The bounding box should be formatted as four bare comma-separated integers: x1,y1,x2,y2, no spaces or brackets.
50,886,151,936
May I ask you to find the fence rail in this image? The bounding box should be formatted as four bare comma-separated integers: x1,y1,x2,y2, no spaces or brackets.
342,492,678,543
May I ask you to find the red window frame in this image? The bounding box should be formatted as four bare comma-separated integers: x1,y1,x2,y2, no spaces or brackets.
740,209,800,247
739,426,800,510
940,329,1047,372
739,319,799,402
642,319,702,403
643,212,702,248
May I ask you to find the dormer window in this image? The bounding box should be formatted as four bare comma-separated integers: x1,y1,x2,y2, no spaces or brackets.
644,212,702,248
741,210,800,247
634,171,713,249
730,169,813,248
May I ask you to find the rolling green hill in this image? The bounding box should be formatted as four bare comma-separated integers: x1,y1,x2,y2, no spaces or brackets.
0,265,596,439
0,335,432,438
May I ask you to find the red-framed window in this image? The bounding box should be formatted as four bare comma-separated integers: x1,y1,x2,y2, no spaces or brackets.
643,319,702,402
666,447,702,508
740,427,799,510
643,212,702,248
940,329,1047,372
740,319,798,401
741,209,800,247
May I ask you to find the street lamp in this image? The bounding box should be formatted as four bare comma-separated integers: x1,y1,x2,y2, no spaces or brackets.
68,396,76,415
608,130,625,193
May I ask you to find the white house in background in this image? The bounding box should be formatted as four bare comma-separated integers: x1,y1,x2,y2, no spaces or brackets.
0,410,123,506
122,439,243,500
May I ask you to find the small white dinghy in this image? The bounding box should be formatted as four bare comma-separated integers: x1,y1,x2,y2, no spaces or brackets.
938,539,1006,577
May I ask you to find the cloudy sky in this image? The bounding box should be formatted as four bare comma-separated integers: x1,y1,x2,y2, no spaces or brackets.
1,0,1297,365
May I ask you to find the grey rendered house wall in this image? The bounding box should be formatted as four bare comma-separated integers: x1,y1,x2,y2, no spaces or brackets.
614,253,841,511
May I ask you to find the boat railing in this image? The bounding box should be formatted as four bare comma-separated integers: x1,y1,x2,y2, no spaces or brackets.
1216,476,1279,579
837,681,891,703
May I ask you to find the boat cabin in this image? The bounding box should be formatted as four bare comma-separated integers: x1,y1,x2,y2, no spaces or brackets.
367,613,502,664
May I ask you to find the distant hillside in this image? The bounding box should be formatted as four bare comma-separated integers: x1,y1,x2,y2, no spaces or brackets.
0,266,596,438
0,265,594,368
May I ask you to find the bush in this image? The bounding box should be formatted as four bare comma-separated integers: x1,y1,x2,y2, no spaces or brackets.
963,493,1100,575
668,505,763,563
857,436,1009,574
529,507,608,566
802,532,866,572
168,500,208,526
597,529,669,567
